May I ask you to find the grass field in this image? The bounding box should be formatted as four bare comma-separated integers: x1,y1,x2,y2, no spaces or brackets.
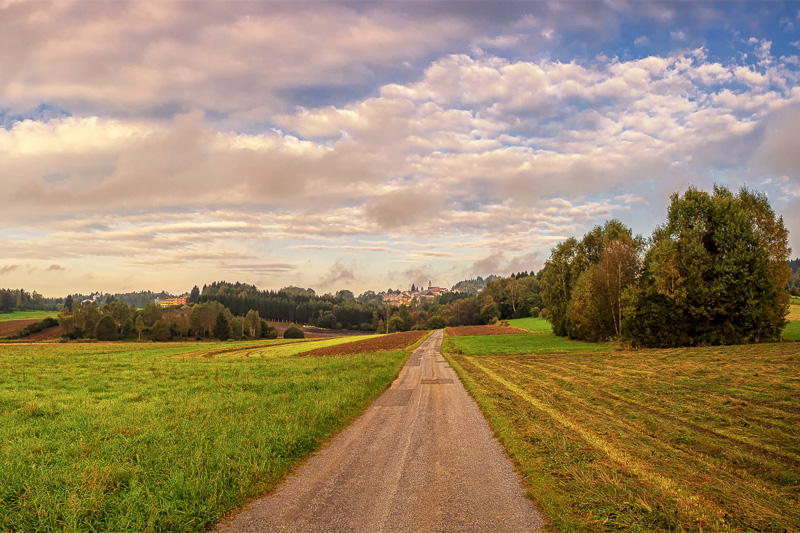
0,310,58,322
444,337,800,531
0,337,409,531
442,317,614,355
784,320,800,341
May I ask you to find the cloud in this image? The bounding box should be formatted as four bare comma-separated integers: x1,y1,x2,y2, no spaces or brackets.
317,260,357,291
47,264,65,271
364,187,444,229
1,264,20,275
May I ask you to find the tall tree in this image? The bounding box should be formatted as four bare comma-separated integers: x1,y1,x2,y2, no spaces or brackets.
624,186,790,347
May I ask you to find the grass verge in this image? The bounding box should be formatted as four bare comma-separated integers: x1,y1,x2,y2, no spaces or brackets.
0,341,408,531
444,342,800,532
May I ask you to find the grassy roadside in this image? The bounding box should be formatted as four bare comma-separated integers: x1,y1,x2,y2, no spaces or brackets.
0,339,409,531
443,339,800,531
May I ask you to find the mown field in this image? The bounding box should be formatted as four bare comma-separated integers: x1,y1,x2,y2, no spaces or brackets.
443,317,800,532
0,335,419,531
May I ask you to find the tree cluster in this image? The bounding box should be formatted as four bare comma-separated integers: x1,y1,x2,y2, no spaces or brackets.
542,186,791,347
0,288,48,313
57,299,277,342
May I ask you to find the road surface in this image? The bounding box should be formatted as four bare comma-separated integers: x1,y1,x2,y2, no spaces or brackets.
217,330,543,532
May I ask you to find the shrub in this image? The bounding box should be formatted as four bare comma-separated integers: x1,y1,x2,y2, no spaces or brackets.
283,326,305,339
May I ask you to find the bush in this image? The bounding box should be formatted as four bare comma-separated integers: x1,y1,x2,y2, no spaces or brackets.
425,316,446,330
17,317,60,338
283,326,305,339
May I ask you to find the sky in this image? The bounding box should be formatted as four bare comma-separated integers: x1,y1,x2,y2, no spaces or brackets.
1,0,800,298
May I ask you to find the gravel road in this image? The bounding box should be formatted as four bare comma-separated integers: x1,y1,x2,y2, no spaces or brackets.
217,330,543,532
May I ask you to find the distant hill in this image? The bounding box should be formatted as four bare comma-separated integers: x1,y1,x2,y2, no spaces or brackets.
451,275,500,295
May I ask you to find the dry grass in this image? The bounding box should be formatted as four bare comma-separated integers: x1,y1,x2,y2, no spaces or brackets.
444,342,800,531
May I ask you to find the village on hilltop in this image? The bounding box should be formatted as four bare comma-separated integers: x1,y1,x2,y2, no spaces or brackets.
382,281,448,306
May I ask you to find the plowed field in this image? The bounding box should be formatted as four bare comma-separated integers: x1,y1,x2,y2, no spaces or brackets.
23,326,62,341
445,325,530,336
302,330,429,356
0,320,38,337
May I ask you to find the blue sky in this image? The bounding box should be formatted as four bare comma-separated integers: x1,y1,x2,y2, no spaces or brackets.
1,1,799,297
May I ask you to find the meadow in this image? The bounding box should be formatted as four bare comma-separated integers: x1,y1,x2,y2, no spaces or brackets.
0,336,413,531
0,310,58,322
442,317,614,355
443,317,800,532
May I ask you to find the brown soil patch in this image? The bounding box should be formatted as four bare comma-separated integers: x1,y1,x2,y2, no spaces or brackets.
445,325,531,337
0,319,39,337
24,326,63,341
302,330,430,357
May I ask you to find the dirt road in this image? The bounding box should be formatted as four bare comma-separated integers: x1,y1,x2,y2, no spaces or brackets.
217,330,543,532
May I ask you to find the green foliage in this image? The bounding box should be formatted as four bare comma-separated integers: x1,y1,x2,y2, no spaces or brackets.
94,315,118,341
625,186,790,347
151,319,172,342
425,316,446,329
542,220,641,342
387,315,406,333
283,325,305,339
450,275,501,295
212,312,231,341
480,302,500,323
140,300,162,328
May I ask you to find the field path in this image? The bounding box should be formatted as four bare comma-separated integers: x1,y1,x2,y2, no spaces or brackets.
217,330,543,532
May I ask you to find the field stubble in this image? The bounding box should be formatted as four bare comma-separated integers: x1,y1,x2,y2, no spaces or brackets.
444,319,800,531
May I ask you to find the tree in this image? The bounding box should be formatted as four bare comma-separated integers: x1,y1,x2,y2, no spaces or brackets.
426,316,446,329
244,309,261,337
480,302,500,323
213,311,231,340
541,238,581,336
625,186,790,347
64,295,74,312
387,315,406,333
188,285,201,304
135,316,145,341
141,300,162,327
542,220,641,341
94,315,118,341
151,319,171,341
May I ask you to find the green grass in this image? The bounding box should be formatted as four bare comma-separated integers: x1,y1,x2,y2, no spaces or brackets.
784,320,800,341
0,310,58,322
444,341,800,532
0,339,408,531
442,317,614,355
